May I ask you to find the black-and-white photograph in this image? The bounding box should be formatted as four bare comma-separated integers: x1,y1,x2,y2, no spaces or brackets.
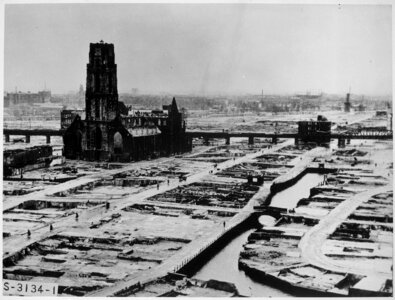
2,1,393,297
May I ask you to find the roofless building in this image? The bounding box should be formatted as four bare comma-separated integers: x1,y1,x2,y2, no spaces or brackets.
63,41,192,161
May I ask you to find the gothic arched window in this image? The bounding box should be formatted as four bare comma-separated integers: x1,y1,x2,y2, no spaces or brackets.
114,132,123,154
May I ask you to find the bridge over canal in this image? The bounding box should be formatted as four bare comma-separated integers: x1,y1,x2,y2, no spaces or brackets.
3,127,393,146
186,128,393,146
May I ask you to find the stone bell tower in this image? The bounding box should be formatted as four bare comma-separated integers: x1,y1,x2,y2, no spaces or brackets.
85,41,119,121
83,41,119,161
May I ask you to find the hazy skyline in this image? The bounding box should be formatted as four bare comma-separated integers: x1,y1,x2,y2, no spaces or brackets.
4,4,392,96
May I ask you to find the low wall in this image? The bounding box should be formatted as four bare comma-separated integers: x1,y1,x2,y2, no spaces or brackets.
239,262,341,297
4,175,76,183
176,213,258,277
3,241,40,268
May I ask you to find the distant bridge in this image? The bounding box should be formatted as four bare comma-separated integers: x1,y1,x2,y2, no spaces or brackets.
2,128,392,146
3,128,64,144
186,129,393,145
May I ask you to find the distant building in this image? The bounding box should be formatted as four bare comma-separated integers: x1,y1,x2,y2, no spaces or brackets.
77,84,85,107
386,102,393,131
3,145,64,177
61,109,85,129
78,84,84,98
376,111,388,117
295,92,323,100
4,90,51,107
356,103,366,112
344,93,351,113
298,115,331,145
63,42,192,161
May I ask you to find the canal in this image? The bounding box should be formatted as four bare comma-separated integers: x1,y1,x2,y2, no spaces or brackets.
193,228,293,297
269,173,324,209
193,172,325,296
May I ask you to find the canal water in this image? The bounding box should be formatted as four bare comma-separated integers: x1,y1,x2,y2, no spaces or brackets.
269,173,324,209
193,228,293,297
193,173,325,296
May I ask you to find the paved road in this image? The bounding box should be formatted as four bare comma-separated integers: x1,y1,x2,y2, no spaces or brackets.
299,185,392,277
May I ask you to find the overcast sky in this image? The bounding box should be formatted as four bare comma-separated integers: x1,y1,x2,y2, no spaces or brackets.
4,4,392,96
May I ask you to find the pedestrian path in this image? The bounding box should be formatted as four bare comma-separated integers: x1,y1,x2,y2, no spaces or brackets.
299,185,392,277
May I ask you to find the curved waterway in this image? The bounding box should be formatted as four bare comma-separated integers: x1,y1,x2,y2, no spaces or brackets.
193,228,292,297
193,172,325,296
269,173,324,209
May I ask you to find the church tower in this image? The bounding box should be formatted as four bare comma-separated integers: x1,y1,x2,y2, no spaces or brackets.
84,41,120,161
63,41,192,162
85,41,118,120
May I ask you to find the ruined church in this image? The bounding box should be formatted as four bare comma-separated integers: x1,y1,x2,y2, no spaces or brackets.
63,42,192,161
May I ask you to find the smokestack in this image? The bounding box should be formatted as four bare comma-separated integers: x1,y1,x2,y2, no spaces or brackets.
344,93,351,113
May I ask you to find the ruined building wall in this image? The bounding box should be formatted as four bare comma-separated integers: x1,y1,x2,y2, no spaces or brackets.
298,120,331,144
157,98,191,155
85,42,118,121
82,42,125,161
63,42,191,162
